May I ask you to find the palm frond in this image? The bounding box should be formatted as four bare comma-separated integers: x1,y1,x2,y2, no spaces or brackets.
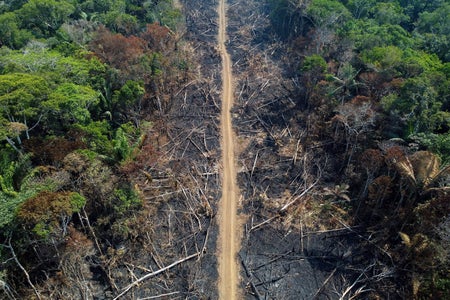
410,151,440,187
399,232,411,247
394,156,416,187
428,164,450,188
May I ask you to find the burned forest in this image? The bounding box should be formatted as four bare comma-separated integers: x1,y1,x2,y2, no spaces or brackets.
1,0,449,299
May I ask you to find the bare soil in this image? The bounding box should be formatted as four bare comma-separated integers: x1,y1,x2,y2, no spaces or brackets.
217,0,242,299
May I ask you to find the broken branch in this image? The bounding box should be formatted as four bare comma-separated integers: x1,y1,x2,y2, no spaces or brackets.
113,251,201,300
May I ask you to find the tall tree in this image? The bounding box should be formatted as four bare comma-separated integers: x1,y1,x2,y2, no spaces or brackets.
0,12,32,48
43,83,99,128
18,0,75,37
0,73,50,142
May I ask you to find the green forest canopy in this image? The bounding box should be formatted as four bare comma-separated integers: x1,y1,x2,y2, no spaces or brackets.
0,0,182,233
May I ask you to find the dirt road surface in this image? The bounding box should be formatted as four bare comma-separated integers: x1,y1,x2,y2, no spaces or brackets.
217,0,240,299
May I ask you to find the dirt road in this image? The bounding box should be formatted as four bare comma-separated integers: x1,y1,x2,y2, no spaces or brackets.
217,0,240,298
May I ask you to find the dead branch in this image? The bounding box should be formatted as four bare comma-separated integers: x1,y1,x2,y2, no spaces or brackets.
239,255,262,300
4,239,41,300
280,178,319,212
113,251,201,300
251,150,260,178
254,274,286,287
0,278,18,300
137,291,180,299
312,268,337,299
123,262,151,273
254,111,278,144
338,262,375,300
305,226,362,235
293,139,301,164
333,216,394,264
249,215,279,232
81,207,103,256
252,250,293,271
173,80,197,98
249,176,320,232
189,137,209,159
150,248,164,271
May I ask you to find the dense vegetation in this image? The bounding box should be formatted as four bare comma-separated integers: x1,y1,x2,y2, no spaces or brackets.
267,0,449,298
0,0,189,298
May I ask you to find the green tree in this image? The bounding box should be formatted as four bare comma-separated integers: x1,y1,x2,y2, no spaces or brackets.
0,12,32,49
0,47,106,87
416,3,450,36
1,0,27,11
43,83,99,127
144,0,182,30
384,75,448,135
361,45,404,73
347,0,377,19
370,2,409,25
301,54,327,73
405,76,446,134
77,0,115,15
400,49,443,77
17,0,75,37
0,73,50,141
73,121,115,156
111,80,144,114
0,152,35,229
399,0,445,23
0,151,20,198
343,19,413,51
101,11,139,35
415,2,450,61
306,0,351,28
327,63,363,102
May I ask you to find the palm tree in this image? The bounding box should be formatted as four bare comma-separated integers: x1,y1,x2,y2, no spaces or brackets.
392,150,450,197
328,63,364,103
323,183,351,202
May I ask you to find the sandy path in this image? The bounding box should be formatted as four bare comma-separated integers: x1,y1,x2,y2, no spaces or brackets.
217,0,240,299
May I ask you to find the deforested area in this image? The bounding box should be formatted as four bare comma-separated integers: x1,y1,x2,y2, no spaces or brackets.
0,0,223,298
0,0,448,299
227,0,450,299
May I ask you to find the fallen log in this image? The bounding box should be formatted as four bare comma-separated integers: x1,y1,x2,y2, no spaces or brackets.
113,251,201,300
240,254,263,300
